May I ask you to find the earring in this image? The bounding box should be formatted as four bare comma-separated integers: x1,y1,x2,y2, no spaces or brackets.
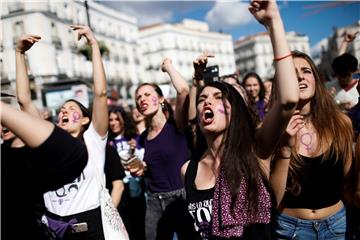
161,102,165,109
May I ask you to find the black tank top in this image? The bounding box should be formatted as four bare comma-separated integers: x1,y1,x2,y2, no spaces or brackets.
185,160,214,239
282,152,344,209
185,160,272,240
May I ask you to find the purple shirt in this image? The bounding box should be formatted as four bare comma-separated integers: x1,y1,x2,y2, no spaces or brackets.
256,99,266,121
142,120,188,193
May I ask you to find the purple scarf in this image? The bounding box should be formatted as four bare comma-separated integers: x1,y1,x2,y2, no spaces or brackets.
212,169,271,238
46,216,78,238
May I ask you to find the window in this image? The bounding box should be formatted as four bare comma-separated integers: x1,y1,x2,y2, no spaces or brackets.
13,21,24,38
0,59,6,80
51,22,62,49
13,21,24,45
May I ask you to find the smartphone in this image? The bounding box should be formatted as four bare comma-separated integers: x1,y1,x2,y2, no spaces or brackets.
202,65,219,84
73,222,88,233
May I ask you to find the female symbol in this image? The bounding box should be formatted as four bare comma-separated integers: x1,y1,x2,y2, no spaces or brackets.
300,132,312,153
72,111,81,123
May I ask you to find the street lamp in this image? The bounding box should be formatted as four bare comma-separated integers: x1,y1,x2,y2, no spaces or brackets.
84,0,91,29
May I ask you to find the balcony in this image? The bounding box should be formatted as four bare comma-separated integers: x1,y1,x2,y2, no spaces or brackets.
52,36,62,50
69,42,78,53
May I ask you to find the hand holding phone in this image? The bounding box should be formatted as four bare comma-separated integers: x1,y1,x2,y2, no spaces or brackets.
119,148,135,166
193,51,214,82
202,65,219,83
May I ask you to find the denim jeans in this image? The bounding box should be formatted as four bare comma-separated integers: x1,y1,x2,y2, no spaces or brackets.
145,188,198,240
274,207,347,240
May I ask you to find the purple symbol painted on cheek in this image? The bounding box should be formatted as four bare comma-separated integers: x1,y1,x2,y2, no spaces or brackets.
218,103,231,115
217,106,229,115
151,96,158,107
218,107,226,115
72,112,81,123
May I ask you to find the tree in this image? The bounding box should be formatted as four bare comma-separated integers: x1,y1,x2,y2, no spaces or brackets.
78,41,109,60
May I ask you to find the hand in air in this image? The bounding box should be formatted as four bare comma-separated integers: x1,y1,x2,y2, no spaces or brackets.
248,0,280,27
193,51,214,84
16,34,41,54
70,25,97,45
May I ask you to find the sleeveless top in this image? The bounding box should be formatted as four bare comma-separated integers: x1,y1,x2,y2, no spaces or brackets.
185,160,272,240
282,151,344,209
140,119,188,193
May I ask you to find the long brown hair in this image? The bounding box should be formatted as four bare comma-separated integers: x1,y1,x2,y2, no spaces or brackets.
288,51,353,194
108,106,137,141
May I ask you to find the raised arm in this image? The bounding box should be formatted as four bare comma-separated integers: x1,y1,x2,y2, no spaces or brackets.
71,25,108,137
270,111,304,206
0,101,54,148
338,31,358,56
189,52,213,121
15,34,42,118
249,0,299,158
161,58,189,131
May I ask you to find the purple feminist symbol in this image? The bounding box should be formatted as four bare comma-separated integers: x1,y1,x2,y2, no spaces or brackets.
151,96,158,106
300,132,312,153
218,107,225,115
72,112,81,123
218,104,230,115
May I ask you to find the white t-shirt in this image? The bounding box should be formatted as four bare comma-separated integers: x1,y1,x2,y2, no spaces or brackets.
327,80,359,107
43,123,107,216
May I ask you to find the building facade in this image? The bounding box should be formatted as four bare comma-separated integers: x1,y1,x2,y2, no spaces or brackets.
1,0,142,109
139,19,236,97
317,20,360,82
234,31,310,81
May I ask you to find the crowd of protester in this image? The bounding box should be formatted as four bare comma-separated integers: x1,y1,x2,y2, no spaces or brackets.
1,1,360,240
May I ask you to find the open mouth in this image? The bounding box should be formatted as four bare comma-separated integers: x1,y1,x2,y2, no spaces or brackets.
140,103,148,112
60,116,69,125
299,83,307,89
2,128,9,134
202,108,214,124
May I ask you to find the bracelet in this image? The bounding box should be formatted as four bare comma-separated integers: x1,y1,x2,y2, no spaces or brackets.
273,53,292,62
278,155,291,159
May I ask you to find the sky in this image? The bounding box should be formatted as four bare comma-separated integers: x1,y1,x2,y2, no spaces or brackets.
98,0,359,52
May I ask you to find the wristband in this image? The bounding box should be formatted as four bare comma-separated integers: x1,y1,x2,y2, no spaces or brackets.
273,53,292,62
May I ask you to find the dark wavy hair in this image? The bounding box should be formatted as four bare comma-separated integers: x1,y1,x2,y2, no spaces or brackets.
197,81,268,214
108,106,137,141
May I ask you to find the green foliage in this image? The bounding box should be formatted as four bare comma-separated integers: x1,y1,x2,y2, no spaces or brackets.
78,41,110,60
